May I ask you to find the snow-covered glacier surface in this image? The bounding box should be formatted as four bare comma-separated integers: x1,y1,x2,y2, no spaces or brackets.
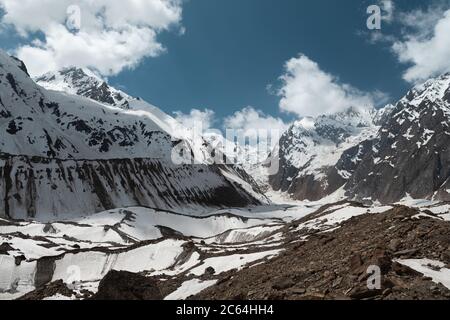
3,195,448,300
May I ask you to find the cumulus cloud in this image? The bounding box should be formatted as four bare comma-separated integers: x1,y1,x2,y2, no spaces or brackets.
224,107,289,143
363,2,450,83
277,54,379,117
0,0,183,76
392,7,450,83
174,109,216,132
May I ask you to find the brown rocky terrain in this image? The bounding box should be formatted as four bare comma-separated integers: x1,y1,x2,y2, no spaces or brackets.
11,203,450,301
193,206,450,300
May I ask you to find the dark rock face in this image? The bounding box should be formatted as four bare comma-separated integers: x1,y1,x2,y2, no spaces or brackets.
0,153,260,219
81,81,118,106
19,280,74,300
35,257,57,288
345,94,450,203
10,56,30,77
0,242,14,255
92,270,162,300
205,267,216,275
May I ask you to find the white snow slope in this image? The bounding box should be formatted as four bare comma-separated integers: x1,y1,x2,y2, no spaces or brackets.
0,51,264,218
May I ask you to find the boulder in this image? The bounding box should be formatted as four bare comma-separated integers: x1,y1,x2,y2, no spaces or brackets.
91,270,162,300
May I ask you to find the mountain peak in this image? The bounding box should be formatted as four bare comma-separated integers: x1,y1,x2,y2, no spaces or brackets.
401,72,450,106
35,67,132,109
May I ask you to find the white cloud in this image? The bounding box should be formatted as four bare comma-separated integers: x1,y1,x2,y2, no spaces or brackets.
0,0,183,76
174,109,216,131
277,54,377,117
397,3,447,37
224,107,289,142
392,7,450,83
366,30,397,45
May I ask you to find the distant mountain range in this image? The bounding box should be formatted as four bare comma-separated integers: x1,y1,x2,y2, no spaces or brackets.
1,47,448,221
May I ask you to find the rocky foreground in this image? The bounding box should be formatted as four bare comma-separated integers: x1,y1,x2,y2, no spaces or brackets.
194,205,450,300
12,202,450,300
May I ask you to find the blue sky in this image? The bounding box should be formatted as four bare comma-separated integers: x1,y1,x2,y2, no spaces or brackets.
1,0,450,128
110,0,408,120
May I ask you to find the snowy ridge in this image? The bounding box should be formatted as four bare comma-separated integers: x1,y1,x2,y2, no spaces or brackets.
270,106,381,200
34,63,256,172
0,51,264,218
203,132,274,189
272,71,450,203
401,73,450,107
345,73,450,203
35,67,133,109
0,50,178,160
281,107,377,173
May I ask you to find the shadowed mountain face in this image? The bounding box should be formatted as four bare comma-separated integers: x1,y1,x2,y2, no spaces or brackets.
345,77,450,203
270,74,450,204
0,51,263,219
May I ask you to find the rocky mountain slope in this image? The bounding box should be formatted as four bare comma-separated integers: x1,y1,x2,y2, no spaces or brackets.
270,74,450,204
36,69,276,187
194,205,450,300
269,107,380,201
345,74,450,203
0,51,263,219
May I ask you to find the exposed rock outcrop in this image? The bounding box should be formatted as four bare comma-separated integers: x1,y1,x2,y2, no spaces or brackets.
91,270,162,300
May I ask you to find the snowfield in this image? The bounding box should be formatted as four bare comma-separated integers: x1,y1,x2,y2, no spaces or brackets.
2,196,446,300
396,259,450,290
164,279,218,300
0,204,290,299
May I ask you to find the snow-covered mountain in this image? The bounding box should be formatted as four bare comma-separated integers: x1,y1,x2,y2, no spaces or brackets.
36,68,132,109
271,73,450,203
269,107,380,200
0,51,264,219
36,67,245,167
203,132,274,190
345,73,450,203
